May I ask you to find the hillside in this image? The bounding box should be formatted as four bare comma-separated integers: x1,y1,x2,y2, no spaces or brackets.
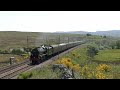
90,30,120,37
55,30,120,37
0,31,86,50
0,31,40,50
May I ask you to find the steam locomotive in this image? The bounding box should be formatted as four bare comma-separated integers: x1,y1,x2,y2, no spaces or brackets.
30,41,84,65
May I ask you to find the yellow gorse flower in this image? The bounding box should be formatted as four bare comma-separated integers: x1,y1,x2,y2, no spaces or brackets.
96,64,111,72
56,58,80,71
95,71,106,79
72,64,81,71
55,58,113,79
80,65,90,78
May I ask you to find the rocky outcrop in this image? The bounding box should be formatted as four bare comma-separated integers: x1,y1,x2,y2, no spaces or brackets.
52,64,75,79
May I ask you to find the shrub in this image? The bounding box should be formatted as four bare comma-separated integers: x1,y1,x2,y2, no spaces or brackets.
95,71,106,79
11,49,25,55
86,33,92,36
17,72,33,79
0,50,9,54
56,58,81,71
116,40,120,49
87,46,99,59
96,64,111,72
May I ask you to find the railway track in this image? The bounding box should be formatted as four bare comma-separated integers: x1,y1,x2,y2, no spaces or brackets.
0,60,33,79
0,44,82,79
0,64,33,79
0,60,29,74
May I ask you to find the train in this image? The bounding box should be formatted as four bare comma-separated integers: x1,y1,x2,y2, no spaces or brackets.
30,41,85,65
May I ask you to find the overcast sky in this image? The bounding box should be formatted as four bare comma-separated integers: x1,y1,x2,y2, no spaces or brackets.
0,11,120,32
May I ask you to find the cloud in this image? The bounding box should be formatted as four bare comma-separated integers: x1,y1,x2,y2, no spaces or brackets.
0,11,120,32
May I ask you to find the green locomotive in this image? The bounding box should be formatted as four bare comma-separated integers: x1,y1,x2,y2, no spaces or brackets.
30,41,84,65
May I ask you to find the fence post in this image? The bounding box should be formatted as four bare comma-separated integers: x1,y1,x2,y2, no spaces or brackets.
10,57,15,65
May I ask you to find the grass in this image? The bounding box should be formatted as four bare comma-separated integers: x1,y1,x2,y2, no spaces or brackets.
0,54,29,68
17,43,120,79
94,49,120,62
16,44,93,79
17,65,60,79
0,31,96,68
64,44,88,66
0,31,88,50
0,31,39,50
1,31,119,79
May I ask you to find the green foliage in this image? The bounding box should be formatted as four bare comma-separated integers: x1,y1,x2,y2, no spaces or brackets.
0,50,9,54
17,43,120,79
109,40,120,49
64,44,88,65
23,47,33,52
94,49,120,62
116,40,120,49
86,33,92,36
87,45,99,59
11,49,25,55
17,66,60,79
103,35,107,38
17,72,33,79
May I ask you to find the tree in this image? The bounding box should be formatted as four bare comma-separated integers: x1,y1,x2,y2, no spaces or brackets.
87,46,99,60
86,33,92,36
103,35,107,38
116,40,120,49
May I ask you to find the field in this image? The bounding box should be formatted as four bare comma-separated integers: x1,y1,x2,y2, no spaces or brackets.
94,49,120,62
0,31,39,50
0,31,87,50
0,54,29,68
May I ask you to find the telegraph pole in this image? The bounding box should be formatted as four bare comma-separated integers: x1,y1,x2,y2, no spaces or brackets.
67,36,70,54
68,36,69,43
27,36,29,53
46,36,47,45
58,35,60,59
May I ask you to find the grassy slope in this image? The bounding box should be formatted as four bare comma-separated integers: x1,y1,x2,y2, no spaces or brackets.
0,31,87,68
0,31,87,50
16,44,95,79
0,31,40,50
18,43,120,79
94,49,120,62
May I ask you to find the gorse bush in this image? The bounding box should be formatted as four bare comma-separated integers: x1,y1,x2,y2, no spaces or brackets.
55,58,81,71
80,65,91,79
95,71,106,79
96,64,111,72
79,64,112,79
55,57,113,79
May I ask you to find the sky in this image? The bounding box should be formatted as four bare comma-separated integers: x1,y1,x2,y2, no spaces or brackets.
0,11,120,32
